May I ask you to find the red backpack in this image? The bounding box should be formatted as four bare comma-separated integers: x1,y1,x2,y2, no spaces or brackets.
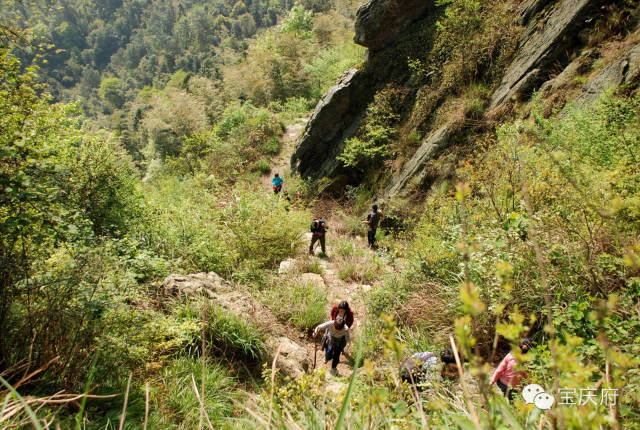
330,305,354,328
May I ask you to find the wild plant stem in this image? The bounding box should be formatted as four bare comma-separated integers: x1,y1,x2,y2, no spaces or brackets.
449,336,481,429
117,373,131,430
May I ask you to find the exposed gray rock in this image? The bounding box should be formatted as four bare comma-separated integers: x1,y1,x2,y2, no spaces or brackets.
278,258,296,275
573,58,628,105
300,273,325,289
384,125,453,197
566,43,640,107
625,44,640,84
354,0,432,51
490,0,597,108
264,337,309,380
163,272,310,378
518,0,554,26
291,69,372,180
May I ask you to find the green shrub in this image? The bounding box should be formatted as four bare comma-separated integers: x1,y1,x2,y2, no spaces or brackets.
336,255,381,284
269,97,314,120
334,237,358,258
265,135,280,155
143,175,234,275
300,257,324,274
337,86,405,170
220,189,309,269
256,159,271,175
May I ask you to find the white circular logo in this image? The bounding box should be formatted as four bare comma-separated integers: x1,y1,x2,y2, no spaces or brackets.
533,392,555,410
522,384,545,404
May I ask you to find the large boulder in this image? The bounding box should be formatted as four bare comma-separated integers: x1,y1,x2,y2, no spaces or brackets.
354,0,432,51
625,44,640,84
573,58,628,105
163,272,310,379
291,69,372,180
490,0,598,108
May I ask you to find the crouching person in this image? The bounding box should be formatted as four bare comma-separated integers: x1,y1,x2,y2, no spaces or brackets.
400,347,459,391
313,315,350,376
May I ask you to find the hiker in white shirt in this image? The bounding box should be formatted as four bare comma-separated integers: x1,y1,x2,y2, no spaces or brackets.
313,315,351,376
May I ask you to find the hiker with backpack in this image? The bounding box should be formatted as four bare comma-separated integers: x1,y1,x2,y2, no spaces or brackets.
313,314,351,376
362,204,383,249
309,218,328,255
272,173,283,194
400,347,459,391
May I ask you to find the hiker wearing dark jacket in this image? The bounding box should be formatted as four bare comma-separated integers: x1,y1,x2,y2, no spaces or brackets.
309,218,328,255
314,315,350,376
362,204,383,248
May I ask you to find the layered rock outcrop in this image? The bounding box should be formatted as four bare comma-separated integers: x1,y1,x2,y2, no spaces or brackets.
291,0,435,182
354,0,432,51
384,125,454,197
489,0,598,108
573,43,640,105
292,0,631,197
291,69,371,180
163,272,309,379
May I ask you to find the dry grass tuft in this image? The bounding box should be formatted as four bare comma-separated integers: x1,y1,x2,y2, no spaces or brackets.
397,285,451,331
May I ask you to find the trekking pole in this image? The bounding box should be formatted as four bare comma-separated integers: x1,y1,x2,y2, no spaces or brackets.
313,337,317,371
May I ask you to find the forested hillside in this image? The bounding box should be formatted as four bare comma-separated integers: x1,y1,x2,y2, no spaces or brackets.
2,0,640,428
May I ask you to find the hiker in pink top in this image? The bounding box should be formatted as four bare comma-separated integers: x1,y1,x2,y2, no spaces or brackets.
490,338,533,399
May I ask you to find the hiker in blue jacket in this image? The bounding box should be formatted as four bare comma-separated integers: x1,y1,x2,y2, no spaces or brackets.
272,173,283,194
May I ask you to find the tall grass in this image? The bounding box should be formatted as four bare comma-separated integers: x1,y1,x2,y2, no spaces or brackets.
148,358,237,429
206,305,268,364
261,281,327,331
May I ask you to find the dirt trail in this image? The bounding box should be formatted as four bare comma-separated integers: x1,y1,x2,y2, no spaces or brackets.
282,230,373,386
260,119,307,192
311,238,371,381
265,120,378,384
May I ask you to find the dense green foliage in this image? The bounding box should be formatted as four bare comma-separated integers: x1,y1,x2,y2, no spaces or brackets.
5,0,295,103
361,92,640,427
2,0,640,428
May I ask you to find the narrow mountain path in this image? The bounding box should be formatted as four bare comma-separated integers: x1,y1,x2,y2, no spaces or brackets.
265,119,386,385
281,230,374,385
310,238,372,381
260,118,307,191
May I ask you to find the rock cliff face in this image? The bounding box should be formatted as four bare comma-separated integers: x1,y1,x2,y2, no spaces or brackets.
384,125,453,197
291,0,435,182
290,69,371,181
489,0,598,109
292,0,637,197
353,0,432,51
572,43,640,106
